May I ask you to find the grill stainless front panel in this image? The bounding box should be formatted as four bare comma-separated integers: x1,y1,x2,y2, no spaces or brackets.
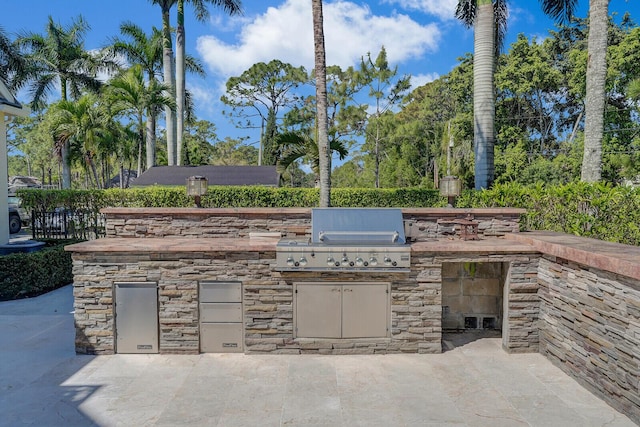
276,239,410,272
276,208,411,272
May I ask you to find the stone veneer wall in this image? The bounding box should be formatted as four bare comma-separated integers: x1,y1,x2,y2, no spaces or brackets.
537,255,640,423
102,208,523,240
103,209,310,239
72,250,275,355
71,249,539,355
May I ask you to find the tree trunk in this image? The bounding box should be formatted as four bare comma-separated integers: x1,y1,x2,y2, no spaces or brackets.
374,123,380,188
161,6,177,166
137,114,144,178
473,0,495,190
581,0,609,182
61,141,71,189
312,0,331,207
146,113,157,169
176,0,186,166
60,80,72,189
87,154,101,189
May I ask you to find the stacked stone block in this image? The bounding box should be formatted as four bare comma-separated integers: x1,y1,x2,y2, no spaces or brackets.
104,208,524,240
537,255,640,423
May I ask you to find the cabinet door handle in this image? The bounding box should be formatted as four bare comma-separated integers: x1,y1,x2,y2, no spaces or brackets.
344,288,353,292
331,287,341,292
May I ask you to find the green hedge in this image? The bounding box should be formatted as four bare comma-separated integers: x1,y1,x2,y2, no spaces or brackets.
457,182,640,246
18,186,445,210
0,241,76,301
17,183,640,245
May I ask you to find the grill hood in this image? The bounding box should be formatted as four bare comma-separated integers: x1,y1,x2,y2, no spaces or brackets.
311,208,406,245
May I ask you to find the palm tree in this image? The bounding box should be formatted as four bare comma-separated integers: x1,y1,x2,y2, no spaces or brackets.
150,0,179,165
106,23,164,169
105,65,175,174
456,0,609,189
176,0,242,165
312,0,331,207
16,16,111,188
0,26,27,91
107,22,164,83
455,0,507,190
47,95,109,188
581,0,609,182
540,0,608,182
276,131,347,185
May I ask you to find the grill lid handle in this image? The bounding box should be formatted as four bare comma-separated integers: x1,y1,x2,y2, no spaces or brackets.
317,230,400,243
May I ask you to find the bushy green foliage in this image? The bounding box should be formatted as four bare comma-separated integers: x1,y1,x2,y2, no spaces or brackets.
0,241,76,301
18,186,444,209
457,182,640,245
18,183,640,245
331,188,443,207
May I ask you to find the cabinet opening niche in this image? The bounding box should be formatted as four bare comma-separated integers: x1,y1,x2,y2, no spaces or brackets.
441,262,507,333
293,282,390,339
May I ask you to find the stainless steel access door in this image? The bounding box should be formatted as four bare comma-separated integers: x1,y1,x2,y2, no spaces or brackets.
115,282,158,354
342,284,389,338
295,283,342,338
294,282,389,338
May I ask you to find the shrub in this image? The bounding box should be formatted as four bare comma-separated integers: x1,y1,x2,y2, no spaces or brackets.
17,183,640,245
0,241,77,301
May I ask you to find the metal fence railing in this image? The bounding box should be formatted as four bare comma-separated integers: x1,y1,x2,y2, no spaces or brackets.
31,209,106,240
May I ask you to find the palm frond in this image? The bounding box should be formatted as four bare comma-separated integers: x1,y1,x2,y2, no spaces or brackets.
540,0,577,23
455,0,476,28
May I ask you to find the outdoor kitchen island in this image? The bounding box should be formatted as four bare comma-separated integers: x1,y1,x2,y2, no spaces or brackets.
65,207,540,356
64,207,640,423
66,233,541,355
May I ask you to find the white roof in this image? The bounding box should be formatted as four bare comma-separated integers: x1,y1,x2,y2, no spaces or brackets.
0,78,29,117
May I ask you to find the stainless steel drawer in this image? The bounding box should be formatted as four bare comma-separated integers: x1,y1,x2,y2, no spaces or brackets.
200,323,243,353
199,281,241,303
200,302,242,323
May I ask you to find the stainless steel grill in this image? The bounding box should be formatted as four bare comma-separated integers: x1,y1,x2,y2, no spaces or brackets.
276,208,410,272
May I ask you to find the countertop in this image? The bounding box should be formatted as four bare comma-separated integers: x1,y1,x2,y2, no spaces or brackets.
65,231,640,281
65,236,534,255
506,231,640,281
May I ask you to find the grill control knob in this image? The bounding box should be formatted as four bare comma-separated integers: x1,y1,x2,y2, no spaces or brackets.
341,256,349,266
383,256,392,265
355,257,364,267
326,256,335,266
392,261,398,266
286,256,295,266
369,257,378,266
299,256,308,266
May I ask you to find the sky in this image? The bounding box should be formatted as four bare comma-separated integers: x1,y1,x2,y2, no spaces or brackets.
3,0,640,153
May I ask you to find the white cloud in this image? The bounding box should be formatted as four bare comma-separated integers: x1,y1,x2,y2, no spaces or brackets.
196,0,441,78
381,0,458,21
188,82,216,107
409,72,439,90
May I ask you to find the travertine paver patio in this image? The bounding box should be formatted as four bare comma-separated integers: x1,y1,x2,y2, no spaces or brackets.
0,285,635,426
